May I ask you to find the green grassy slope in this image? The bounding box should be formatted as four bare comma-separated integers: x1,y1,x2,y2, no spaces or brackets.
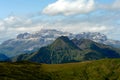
0,59,120,80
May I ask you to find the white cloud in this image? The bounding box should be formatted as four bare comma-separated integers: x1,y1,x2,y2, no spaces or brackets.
61,22,108,33
0,16,44,43
4,16,17,24
42,0,120,16
43,0,95,15
0,22,5,31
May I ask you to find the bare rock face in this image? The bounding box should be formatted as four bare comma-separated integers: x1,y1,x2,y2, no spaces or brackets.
75,32,107,43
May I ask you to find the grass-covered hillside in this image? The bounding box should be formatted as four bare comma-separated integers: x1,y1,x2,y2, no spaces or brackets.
0,59,120,80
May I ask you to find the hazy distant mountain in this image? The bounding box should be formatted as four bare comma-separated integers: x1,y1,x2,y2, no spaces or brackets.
0,29,120,57
75,32,120,48
12,36,120,64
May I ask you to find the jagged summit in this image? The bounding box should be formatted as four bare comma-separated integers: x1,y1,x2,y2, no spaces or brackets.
56,36,70,42
17,32,31,39
51,36,79,50
76,32,107,43
16,29,71,39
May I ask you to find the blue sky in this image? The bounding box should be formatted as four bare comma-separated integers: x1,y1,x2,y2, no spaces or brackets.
0,0,120,43
98,0,114,4
0,0,115,18
0,0,56,18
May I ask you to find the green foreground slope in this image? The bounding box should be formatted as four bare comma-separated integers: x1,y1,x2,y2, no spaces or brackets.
0,59,120,80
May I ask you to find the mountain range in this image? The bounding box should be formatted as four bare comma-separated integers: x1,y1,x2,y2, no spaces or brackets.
12,36,120,64
0,29,120,58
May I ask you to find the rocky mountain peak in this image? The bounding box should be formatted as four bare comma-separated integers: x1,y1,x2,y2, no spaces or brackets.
17,32,31,39
75,32,107,43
